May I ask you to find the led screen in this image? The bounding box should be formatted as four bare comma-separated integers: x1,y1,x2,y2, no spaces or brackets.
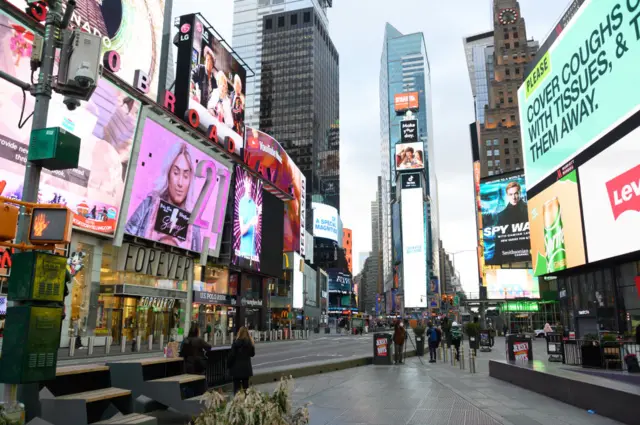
401,181,427,308
292,252,304,309
232,166,263,270
124,117,231,256
485,269,540,299
312,202,339,242
395,142,425,171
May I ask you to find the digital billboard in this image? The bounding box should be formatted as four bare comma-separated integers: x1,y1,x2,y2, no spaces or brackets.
174,14,246,157
328,269,352,294
231,166,263,270
0,9,141,236
392,202,402,265
401,176,427,308
485,269,540,299
395,142,424,171
260,190,284,278
123,116,231,256
312,202,339,242
519,0,640,188
292,252,304,309
480,174,531,265
579,126,640,262
394,92,419,112
7,0,166,100
400,119,418,143
528,170,586,276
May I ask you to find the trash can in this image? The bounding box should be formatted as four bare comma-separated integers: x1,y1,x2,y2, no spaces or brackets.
373,333,392,365
479,330,492,352
415,335,425,356
506,334,533,362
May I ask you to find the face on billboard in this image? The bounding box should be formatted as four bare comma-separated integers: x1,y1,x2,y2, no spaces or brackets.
232,166,263,270
579,126,640,262
395,142,424,171
394,92,419,112
313,202,339,242
485,269,540,299
181,15,246,156
480,175,531,265
519,1,640,188
8,0,166,100
124,118,231,255
401,183,427,308
528,170,585,276
0,10,140,236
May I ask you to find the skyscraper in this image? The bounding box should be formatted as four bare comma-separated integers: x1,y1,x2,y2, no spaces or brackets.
380,24,439,315
463,31,494,124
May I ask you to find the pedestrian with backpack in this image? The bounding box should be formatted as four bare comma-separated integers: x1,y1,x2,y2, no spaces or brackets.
427,322,438,363
451,322,462,361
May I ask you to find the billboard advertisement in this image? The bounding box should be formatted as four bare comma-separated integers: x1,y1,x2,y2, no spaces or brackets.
292,252,304,309
7,0,166,100
312,202,339,242
394,91,419,112
0,9,141,236
260,190,284,278
328,269,352,294
480,174,531,265
400,119,418,143
519,0,640,188
231,166,263,270
579,125,640,262
528,170,586,276
175,14,246,157
401,176,427,308
392,202,402,265
485,269,540,299
123,116,231,256
395,142,424,171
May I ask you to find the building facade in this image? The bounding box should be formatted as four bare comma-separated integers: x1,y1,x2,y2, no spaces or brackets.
463,31,494,124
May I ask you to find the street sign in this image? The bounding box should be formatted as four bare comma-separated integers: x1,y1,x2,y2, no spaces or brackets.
453,296,459,306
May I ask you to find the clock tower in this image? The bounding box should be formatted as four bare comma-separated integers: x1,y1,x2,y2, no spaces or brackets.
479,0,539,178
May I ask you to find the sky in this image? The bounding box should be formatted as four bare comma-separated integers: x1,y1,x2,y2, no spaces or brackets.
173,0,573,293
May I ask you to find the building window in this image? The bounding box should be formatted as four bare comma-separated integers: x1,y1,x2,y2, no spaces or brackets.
514,147,519,154
511,115,516,121
514,41,520,48
495,160,501,166
485,140,492,146
500,97,504,104
508,97,513,103
505,42,510,49
514,32,519,38
515,158,520,164
278,16,285,27
493,139,499,146
291,14,298,25
505,68,511,76
493,149,500,156
488,160,494,166
505,148,510,155
265,18,272,30
506,158,511,165
487,151,493,157
504,138,509,144
304,11,311,23
513,138,519,144
488,170,494,176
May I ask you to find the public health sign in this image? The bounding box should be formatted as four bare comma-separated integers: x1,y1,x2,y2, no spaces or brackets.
518,0,640,188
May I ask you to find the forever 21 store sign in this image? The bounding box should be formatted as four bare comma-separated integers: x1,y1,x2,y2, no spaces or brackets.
117,243,194,281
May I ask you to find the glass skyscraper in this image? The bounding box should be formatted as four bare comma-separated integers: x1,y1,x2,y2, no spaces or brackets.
380,23,439,314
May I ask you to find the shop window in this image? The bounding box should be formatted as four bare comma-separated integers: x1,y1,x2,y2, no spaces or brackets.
68,244,93,338
241,274,262,299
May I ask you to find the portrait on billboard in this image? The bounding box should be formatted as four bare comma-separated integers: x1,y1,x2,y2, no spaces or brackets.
124,117,231,255
0,10,141,236
395,142,424,171
481,174,531,265
232,166,263,270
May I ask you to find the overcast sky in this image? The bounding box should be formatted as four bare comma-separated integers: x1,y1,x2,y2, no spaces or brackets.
173,0,572,293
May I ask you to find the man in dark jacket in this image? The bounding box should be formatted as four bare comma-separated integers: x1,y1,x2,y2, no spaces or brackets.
393,321,406,364
427,322,439,363
180,324,212,375
228,327,256,394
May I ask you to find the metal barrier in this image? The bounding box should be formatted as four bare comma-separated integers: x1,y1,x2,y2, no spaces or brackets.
205,347,232,388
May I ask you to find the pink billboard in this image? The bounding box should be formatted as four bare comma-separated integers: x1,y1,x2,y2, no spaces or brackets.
123,117,231,255
0,10,140,236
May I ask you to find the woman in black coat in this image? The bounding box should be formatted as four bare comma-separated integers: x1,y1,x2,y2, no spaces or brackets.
180,323,212,375
228,326,255,394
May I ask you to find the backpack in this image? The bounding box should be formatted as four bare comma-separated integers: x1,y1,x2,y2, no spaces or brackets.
428,328,438,343
451,327,462,341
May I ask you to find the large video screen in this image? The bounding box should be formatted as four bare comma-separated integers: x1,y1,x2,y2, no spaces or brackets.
260,189,284,278
328,269,352,294
519,1,640,189
313,202,339,242
528,170,586,276
485,269,540,299
7,0,166,100
401,178,427,308
579,125,640,263
175,14,246,156
0,10,141,236
480,174,531,265
232,166,263,270
395,142,425,171
124,117,231,255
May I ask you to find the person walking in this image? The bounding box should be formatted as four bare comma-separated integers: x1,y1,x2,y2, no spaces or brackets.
451,322,462,361
180,323,212,376
544,322,553,337
228,326,256,394
427,322,439,363
393,321,406,364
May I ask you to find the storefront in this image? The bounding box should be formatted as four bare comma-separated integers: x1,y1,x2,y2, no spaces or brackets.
192,266,237,336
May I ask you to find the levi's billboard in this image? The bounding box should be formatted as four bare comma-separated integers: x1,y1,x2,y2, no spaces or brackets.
519,0,640,189
579,125,640,263
394,92,419,113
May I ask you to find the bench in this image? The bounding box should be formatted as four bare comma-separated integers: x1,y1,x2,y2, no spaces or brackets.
150,374,205,384
95,413,157,425
41,387,134,425
57,365,111,377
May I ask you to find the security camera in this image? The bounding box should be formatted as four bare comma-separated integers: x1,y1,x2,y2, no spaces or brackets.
63,96,81,111
55,29,102,101
74,65,95,89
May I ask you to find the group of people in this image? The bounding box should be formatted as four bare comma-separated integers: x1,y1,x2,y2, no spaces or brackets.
392,318,463,364
395,146,424,169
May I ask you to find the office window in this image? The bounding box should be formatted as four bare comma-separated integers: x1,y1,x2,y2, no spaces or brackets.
278,16,285,27
493,149,500,156
493,139,499,146
265,18,272,30
487,150,493,157
488,160,494,166
505,148,510,155
515,158,520,164
291,14,297,25
506,158,511,165
304,11,311,22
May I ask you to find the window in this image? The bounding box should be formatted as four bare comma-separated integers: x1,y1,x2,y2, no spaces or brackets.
488,160,494,166
515,158,520,164
291,14,297,25
510,115,516,121
505,43,510,49
485,140,492,146
505,148,510,155
495,160,501,166
515,67,520,74
487,150,493,157
500,98,504,104
506,158,511,165
265,18,272,30
488,170,494,176
493,149,500,156
513,138,519,144
304,11,311,22
278,16,284,27
504,138,509,144
514,147,519,154
493,139,499,146
505,68,511,76
508,97,513,103
504,33,509,39
514,41,520,48
514,32,519,38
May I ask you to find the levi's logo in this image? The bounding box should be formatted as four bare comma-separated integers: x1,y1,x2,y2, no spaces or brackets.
606,164,640,220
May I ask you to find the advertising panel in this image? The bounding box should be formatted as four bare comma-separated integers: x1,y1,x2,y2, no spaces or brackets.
485,269,540,299
392,202,402,264
260,190,284,278
7,0,166,100
528,170,586,276
312,202,339,242
400,119,418,143
175,14,246,156
401,181,427,308
395,142,425,171
480,174,531,265
231,166,263,270
394,91,419,112
401,172,421,190
579,126,640,262
124,117,231,256
292,252,304,309
328,269,352,294
0,9,141,236
519,0,640,188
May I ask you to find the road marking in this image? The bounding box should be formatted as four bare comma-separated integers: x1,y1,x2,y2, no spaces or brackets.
254,353,343,367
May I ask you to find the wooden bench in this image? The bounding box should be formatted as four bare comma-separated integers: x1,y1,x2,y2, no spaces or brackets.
56,388,131,403
150,374,205,384
95,413,157,425
41,385,134,425
56,364,111,377
115,357,183,366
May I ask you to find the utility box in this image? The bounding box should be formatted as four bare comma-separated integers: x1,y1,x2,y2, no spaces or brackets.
0,305,63,383
27,127,80,170
7,251,66,303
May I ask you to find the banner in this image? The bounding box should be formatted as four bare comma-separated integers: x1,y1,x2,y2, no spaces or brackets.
394,92,419,112
480,174,531,265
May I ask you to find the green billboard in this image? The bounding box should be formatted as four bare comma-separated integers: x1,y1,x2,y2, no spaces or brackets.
518,0,640,188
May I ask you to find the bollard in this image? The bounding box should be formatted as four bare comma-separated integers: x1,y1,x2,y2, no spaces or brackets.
460,347,466,370
88,337,94,356
121,336,127,353
69,337,76,357
443,344,448,363
204,333,208,343
437,345,442,361
148,335,153,351
106,336,112,355
230,332,234,342
469,349,476,373
222,333,227,345
160,334,164,351
136,335,142,352
450,346,454,366
213,332,217,346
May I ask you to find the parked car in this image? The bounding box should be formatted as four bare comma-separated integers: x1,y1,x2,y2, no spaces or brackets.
534,329,546,338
